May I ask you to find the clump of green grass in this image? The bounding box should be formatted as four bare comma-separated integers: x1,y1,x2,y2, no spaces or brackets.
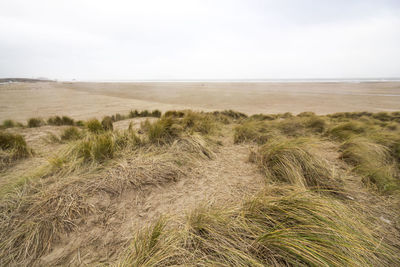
249,113,277,120
305,115,327,133
2,119,16,129
144,118,182,144
252,138,340,191
328,120,370,140
340,137,399,193
101,116,113,131
164,110,185,118
47,115,75,126
86,119,104,134
372,112,392,121
129,109,140,118
119,189,398,266
181,111,216,135
234,120,275,144
385,122,398,131
329,111,373,120
54,131,142,170
297,111,316,117
0,132,31,168
60,126,82,141
151,109,162,118
27,117,44,128
75,120,85,127
219,109,247,119
128,109,162,118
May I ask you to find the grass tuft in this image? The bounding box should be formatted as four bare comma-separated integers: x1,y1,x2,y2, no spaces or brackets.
234,120,275,144
47,115,75,126
86,119,104,134
340,137,399,193
252,138,341,191
2,119,16,128
328,120,370,140
101,116,114,131
0,132,31,168
60,126,82,141
27,118,44,128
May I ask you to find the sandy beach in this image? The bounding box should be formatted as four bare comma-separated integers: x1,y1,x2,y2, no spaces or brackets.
1,81,399,121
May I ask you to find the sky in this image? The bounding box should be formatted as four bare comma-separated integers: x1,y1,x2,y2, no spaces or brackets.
0,0,400,80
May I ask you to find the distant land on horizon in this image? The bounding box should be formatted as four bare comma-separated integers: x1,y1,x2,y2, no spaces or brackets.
2,77,400,84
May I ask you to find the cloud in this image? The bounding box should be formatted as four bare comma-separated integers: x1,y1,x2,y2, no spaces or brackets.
0,0,399,79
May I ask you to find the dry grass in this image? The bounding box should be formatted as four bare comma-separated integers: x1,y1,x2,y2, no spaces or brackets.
251,137,341,191
60,126,82,141
328,120,370,140
118,188,398,266
234,120,276,144
340,137,399,193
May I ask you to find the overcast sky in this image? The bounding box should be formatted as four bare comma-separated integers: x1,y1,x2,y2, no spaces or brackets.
1,0,400,80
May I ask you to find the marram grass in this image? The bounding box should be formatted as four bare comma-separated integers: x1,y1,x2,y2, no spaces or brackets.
117,189,399,266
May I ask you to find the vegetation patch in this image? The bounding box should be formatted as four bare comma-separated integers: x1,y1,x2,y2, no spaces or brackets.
234,120,275,144
0,131,31,168
86,119,104,134
340,137,399,193
252,138,341,191
47,115,75,126
60,126,82,141
118,189,397,266
27,117,44,128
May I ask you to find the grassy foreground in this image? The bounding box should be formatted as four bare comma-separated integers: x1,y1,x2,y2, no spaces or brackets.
0,110,399,266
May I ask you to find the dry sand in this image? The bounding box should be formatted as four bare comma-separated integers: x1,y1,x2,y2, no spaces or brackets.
1,81,399,121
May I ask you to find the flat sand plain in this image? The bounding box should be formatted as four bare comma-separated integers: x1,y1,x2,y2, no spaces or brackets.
1,81,399,121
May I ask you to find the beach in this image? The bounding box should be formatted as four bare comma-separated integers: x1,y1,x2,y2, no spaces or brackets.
1,81,399,121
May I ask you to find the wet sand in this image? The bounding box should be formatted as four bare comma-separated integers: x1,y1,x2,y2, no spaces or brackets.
1,81,399,121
